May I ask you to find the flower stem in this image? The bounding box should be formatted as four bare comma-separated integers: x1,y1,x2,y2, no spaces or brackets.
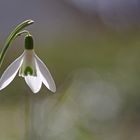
0,20,34,68
15,30,31,38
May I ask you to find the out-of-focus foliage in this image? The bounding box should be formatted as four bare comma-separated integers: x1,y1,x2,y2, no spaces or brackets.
0,0,140,140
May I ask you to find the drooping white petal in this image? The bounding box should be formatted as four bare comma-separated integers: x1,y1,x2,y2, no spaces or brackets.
25,75,42,93
19,50,36,77
0,54,24,90
35,55,56,92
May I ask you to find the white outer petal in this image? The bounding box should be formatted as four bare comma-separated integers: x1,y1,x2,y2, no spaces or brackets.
25,75,42,93
0,54,24,90
35,55,56,93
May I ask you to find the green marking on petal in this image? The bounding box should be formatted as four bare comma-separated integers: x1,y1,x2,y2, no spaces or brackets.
19,67,23,76
24,66,33,76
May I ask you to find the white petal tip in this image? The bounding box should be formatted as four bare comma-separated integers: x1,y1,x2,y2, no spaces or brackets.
49,85,56,93
0,54,24,91
32,90,40,94
0,86,4,91
28,85,42,94
50,88,56,93
25,75,42,94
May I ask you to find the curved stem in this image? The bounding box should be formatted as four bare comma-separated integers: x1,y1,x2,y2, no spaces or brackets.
16,30,31,37
10,30,31,46
0,19,34,68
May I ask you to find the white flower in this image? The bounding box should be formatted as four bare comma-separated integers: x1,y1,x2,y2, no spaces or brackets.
0,49,56,93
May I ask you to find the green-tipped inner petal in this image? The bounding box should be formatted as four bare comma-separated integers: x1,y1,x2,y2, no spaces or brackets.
24,66,33,76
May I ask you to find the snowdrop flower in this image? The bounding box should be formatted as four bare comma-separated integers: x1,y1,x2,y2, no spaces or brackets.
0,35,56,93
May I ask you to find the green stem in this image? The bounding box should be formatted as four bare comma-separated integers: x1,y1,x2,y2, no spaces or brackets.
15,30,31,38
0,19,34,68
9,30,31,46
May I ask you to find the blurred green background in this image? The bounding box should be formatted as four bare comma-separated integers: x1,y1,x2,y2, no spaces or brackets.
1,0,140,140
